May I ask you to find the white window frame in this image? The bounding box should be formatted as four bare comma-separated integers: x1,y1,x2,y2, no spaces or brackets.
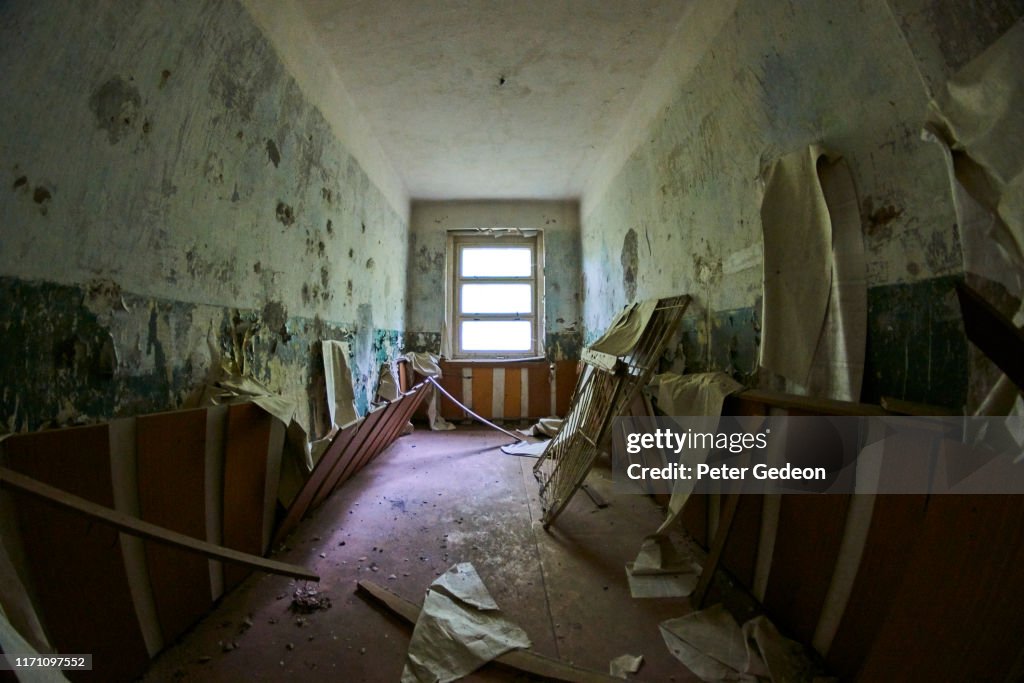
446,231,545,360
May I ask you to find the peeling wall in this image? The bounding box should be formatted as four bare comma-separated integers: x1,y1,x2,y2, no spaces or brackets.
0,0,408,433
579,0,1019,409
406,201,582,361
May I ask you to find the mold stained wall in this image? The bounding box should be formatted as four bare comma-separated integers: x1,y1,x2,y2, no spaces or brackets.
406,201,582,361
0,0,409,434
580,0,1023,410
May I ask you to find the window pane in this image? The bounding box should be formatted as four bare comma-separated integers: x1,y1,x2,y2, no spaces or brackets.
461,320,533,351
460,283,532,314
461,247,531,277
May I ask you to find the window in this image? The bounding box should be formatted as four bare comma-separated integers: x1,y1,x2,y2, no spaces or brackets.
447,232,544,359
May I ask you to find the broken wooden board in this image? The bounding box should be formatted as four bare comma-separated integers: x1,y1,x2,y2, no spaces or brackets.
356,580,620,683
136,408,212,644
0,466,318,582
2,425,150,682
272,419,362,547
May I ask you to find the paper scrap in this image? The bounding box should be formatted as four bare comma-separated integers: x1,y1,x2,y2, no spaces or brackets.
403,352,455,431
500,440,549,457
660,605,823,682
759,145,833,387
323,340,358,430
610,653,644,679
402,563,531,683
590,300,658,357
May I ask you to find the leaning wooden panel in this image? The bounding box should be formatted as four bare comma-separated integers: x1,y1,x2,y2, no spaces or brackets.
0,466,318,582
365,385,430,463
272,421,361,547
2,425,150,682
337,399,407,489
762,494,850,645
316,405,390,500
222,403,273,590
856,495,1024,681
136,408,212,644
825,494,927,681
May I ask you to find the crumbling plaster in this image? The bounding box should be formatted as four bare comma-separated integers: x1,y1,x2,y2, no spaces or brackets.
0,0,408,432
577,0,1022,407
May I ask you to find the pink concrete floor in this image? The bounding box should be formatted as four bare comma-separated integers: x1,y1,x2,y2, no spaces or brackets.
142,426,706,682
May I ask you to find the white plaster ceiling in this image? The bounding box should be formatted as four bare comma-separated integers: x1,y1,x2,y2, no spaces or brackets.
294,1,694,200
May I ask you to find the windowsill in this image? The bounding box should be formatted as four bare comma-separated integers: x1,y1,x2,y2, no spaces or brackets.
443,356,548,364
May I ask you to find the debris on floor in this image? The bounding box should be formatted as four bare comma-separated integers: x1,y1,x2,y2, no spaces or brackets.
289,586,332,614
400,562,531,683
609,653,644,678
625,534,701,598
500,439,549,457
659,604,825,682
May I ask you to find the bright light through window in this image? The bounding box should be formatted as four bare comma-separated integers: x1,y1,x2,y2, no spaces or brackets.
461,248,532,277
460,283,533,314
449,236,543,358
461,321,533,350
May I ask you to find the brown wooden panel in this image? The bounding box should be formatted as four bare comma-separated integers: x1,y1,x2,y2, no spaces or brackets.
4,425,149,682
136,408,211,643
681,494,708,548
370,385,430,460
437,363,465,420
309,418,368,509
719,494,761,591
763,494,850,645
222,403,273,590
504,367,523,419
826,494,927,680
343,400,405,484
554,360,577,417
857,495,1024,682
322,406,390,496
527,364,551,418
272,422,361,546
471,367,494,419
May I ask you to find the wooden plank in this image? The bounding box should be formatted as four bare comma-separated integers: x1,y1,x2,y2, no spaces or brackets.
681,494,708,547
357,580,621,683
2,426,150,682
555,360,577,417
857,495,1024,681
471,367,494,419
222,403,273,589
691,491,741,609
581,347,619,373
956,280,1024,392
0,466,318,582
504,367,523,420
136,408,211,643
272,421,361,547
719,494,761,591
527,364,551,418
732,389,888,416
762,495,850,645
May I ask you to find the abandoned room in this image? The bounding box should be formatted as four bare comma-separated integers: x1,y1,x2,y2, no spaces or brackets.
2,0,1023,681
